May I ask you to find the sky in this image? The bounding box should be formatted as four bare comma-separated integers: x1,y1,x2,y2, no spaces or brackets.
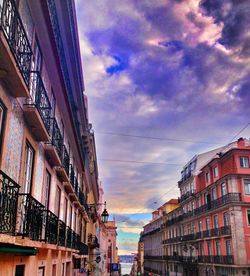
75,0,250,255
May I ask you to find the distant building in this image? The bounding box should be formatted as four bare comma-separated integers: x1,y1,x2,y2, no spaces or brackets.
162,138,250,276
141,199,180,275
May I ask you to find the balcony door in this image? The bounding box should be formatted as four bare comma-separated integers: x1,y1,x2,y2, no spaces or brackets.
20,141,34,233
22,141,34,194
42,170,51,240
30,39,42,100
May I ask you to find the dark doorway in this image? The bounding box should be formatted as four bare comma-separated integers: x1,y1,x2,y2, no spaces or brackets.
15,265,25,276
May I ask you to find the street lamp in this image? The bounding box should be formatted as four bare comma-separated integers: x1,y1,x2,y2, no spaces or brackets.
88,201,109,224
101,201,109,224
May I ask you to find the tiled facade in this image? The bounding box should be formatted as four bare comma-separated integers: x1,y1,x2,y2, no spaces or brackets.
0,0,102,275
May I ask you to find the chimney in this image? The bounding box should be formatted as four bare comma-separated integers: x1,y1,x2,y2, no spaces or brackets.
237,137,245,148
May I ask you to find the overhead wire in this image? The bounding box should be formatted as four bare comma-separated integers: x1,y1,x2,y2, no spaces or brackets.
96,131,220,145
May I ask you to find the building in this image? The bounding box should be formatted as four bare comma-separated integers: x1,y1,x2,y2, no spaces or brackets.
106,221,119,275
162,138,250,276
141,199,179,275
0,0,101,275
137,236,144,276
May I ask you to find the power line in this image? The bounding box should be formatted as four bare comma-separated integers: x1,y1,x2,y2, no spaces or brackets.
229,122,250,143
96,131,220,145
99,158,183,166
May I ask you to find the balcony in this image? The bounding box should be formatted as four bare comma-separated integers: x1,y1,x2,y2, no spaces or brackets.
56,145,70,182
45,210,58,245
23,71,52,142
58,220,66,247
66,226,73,248
18,193,45,241
88,234,99,249
198,255,234,264
78,189,89,216
0,0,32,97
44,118,63,166
0,170,20,234
194,193,241,216
180,190,196,202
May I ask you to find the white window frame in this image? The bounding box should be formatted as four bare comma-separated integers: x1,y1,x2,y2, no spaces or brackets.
213,166,218,178
244,179,250,195
240,156,249,168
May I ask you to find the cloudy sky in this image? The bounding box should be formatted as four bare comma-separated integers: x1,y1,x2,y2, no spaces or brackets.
75,0,250,254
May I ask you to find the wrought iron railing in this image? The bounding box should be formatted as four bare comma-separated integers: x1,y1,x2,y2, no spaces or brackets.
66,226,73,248
0,0,32,86
88,234,99,249
49,118,63,158
62,145,70,176
27,71,52,133
58,219,66,246
198,255,234,264
74,176,79,197
78,189,89,215
180,190,196,202
69,164,75,188
45,210,58,244
18,193,45,241
0,170,20,234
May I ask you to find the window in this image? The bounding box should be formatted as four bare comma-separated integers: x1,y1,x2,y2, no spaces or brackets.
212,187,217,200
244,179,250,195
207,241,212,256
200,242,204,256
226,240,232,256
204,192,208,204
221,183,227,196
38,267,45,276
247,210,250,226
64,198,68,223
214,215,219,229
216,240,221,255
223,212,230,226
199,220,203,232
240,156,249,168
213,166,218,177
55,187,61,218
42,170,51,209
15,265,25,276
22,141,34,193
0,101,6,153
205,172,210,183
205,218,210,230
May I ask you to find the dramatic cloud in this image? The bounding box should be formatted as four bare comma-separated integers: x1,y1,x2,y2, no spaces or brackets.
76,0,250,254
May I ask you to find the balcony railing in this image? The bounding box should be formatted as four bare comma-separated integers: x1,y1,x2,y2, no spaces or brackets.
79,189,89,215
180,190,196,202
66,226,73,248
164,226,231,244
58,220,66,246
69,164,75,188
45,210,58,244
49,118,63,158
88,234,99,249
0,170,20,234
198,255,234,264
164,193,241,227
0,0,32,86
194,193,241,216
61,145,70,176
18,193,45,241
27,71,52,133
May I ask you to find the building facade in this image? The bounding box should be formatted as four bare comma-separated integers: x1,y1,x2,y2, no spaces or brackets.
162,138,250,276
141,200,179,275
0,0,101,275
